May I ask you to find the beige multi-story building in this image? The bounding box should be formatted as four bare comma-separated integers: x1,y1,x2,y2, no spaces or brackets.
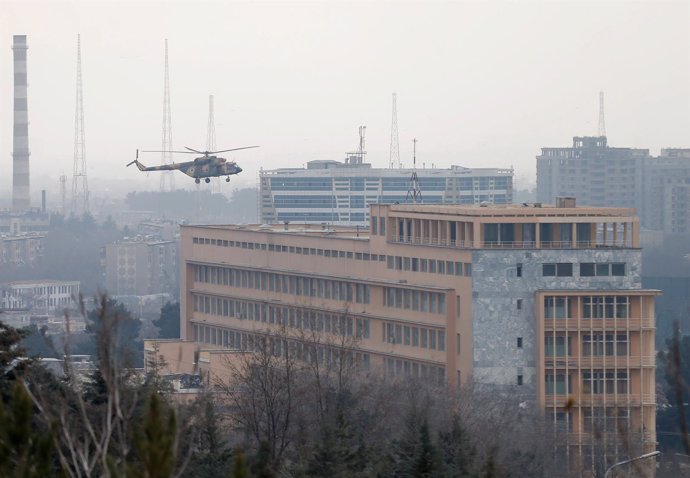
0,234,44,265
167,201,657,472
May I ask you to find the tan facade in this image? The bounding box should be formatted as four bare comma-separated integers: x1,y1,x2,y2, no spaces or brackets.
174,202,657,469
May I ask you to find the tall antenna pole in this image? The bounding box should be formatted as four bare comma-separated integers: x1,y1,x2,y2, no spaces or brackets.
598,91,606,138
406,138,422,203
71,34,89,216
358,125,366,163
161,39,174,191
207,94,221,193
389,92,400,169
59,174,66,216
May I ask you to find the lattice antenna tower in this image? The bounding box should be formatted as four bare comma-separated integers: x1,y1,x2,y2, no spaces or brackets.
598,91,606,138
161,39,174,191
207,94,221,193
406,138,422,203
71,34,89,216
389,92,400,168
59,174,67,216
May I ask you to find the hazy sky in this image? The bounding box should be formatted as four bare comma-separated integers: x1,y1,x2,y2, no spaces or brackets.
1,0,689,203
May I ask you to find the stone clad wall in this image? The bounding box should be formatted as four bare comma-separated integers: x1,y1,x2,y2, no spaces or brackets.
470,248,642,397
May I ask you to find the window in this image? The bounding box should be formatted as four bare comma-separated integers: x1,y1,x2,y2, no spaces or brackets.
516,263,523,277
517,374,523,386
543,263,573,277
545,373,571,395
517,299,523,310
371,217,378,235
517,337,523,348
545,335,571,356
581,262,626,277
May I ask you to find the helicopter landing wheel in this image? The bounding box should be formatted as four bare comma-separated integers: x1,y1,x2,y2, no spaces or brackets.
195,178,200,184
205,178,211,183
226,177,231,182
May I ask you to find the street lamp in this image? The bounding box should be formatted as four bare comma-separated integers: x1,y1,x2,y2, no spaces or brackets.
604,451,660,478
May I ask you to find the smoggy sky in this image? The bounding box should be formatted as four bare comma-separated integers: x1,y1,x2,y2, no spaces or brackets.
1,0,689,202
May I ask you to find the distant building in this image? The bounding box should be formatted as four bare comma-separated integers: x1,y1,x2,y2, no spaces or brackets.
642,148,690,234
0,210,50,235
0,280,79,313
103,238,178,296
537,136,690,234
260,157,513,225
0,234,44,265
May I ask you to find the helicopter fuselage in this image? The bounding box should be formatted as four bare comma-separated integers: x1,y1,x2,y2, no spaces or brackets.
180,156,242,178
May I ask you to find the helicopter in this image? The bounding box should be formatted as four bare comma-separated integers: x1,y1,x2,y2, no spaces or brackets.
126,146,258,183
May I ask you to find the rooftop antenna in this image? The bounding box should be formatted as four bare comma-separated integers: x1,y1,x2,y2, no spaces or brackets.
160,39,174,191
389,93,400,169
206,94,221,193
359,125,366,164
345,126,366,164
406,138,422,203
598,91,606,138
71,34,90,216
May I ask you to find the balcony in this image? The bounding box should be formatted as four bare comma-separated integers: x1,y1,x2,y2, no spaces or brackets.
544,394,656,407
543,317,655,332
544,356,656,369
390,236,474,248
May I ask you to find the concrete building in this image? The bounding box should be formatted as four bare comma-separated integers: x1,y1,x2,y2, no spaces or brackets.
0,210,50,235
103,238,178,296
0,280,79,313
0,234,44,265
642,148,690,234
260,157,513,226
162,201,657,471
537,136,690,234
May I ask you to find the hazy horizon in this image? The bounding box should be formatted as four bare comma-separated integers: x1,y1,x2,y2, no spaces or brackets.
2,0,689,209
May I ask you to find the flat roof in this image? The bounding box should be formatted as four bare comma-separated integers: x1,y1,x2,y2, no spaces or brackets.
386,203,637,218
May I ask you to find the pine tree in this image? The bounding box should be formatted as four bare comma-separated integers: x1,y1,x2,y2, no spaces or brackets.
130,393,177,478
0,382,56,478
438,414,477,477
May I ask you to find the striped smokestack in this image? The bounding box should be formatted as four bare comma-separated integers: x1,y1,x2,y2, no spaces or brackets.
12,35,30,211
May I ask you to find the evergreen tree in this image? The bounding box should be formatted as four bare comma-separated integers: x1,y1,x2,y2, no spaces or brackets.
130,393,177,478
154,302,180,339
185,396,233,478
0,382,56,478
437,414,477,477
233,450,247,478
249,441,275,478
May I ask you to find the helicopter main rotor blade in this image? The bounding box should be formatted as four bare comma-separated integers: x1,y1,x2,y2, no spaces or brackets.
210,146,260,154
140,150,200,154
184,146,206,154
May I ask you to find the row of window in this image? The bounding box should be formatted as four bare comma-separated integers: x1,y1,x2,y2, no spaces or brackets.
545,370,629,395
195,265,371,304
383,357,445,385
383,287,446,314
192,236,471,280
193,294,371,339
543,296,631,320
382,322,446,351
551,408,630,433
386,255,472,276
544,334,629,356
542,262,626,277
192,324,370,369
